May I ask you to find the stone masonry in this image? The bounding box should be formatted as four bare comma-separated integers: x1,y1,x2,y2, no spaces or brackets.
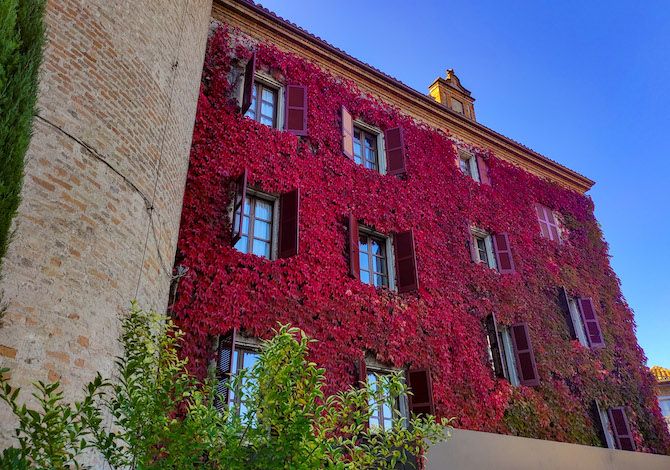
0,0,213,446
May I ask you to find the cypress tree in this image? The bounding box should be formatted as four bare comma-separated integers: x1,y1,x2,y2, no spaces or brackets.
0,0,46,272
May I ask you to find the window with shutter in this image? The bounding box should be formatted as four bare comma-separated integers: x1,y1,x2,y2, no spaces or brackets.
608,407,636,451
406,367,435,416
215,329,237,412
278,188,300,258
577,297,605,348
394,230,419,293
232,189,276,259
510,322,540,387
384,126,407,177
591,401,616,449
243,70,285,129
284,85,308,135
558,287,590,347
535,203,561,242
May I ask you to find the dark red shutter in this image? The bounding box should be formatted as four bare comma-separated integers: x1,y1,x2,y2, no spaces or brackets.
384,126,407,176
608,407,636,451
465,223,477,263
510,322,540,386
394,229,418,293
357,357,367,388
348,214,360,279
215,328,237,412
284,85,308,136
341,106,354,160
558,286,577,340
492,233,515,274
578,298,605,348
232,169,247,245
476,155,491,186
241,52,256,114
406,367,434,416
485,313,506,380
278,188,300,258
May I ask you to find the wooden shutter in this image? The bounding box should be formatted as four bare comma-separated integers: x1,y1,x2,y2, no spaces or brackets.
241,52,256,114
510,322,540,386
394,230,418,293
608,407,636,451
485,313,506,379
341,106,354,160
476,155,491,186
577,298,605,348
348,214,360,279
558,286,578,340
284,85,308,135
384,126,407,176
406,367,434,416
492,233,515,274
215,329,237,412
535,203,560,242
278,188,300,258
465,223,477,263
232,169,247,245
357,357,367,388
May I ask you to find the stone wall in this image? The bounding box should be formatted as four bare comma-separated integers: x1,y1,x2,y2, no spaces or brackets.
0,0,212,445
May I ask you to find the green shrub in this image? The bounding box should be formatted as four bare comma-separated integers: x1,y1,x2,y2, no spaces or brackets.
0,303,451,468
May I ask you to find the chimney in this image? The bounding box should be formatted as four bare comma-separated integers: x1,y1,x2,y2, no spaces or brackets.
429,69,476,121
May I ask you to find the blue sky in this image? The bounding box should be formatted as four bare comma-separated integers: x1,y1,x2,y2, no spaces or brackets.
256,1,670,367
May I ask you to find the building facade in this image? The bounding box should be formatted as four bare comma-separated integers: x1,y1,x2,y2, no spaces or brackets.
652,366,670,432
171,0,670,458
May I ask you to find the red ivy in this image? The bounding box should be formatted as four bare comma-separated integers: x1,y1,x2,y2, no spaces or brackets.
172,24,670,454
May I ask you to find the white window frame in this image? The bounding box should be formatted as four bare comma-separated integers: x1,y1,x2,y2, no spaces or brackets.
459,149,480,183
470,227,497,270
358,225,396,291
229,187,280,260
364,355,409,431
567,297,589,347
353,120,387,175
238,70,285,130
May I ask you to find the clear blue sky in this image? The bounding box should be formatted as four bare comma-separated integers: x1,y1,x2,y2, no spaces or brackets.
256,0,670,367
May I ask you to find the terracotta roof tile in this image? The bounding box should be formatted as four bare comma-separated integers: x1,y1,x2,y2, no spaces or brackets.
651,366,670,383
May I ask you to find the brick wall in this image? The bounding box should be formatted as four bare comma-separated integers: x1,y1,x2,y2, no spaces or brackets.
0,0,212,448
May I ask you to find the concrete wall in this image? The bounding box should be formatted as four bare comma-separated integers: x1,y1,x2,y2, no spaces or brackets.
425,428,670,470
0,0,212,445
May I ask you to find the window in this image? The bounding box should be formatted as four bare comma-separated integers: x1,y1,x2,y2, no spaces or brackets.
535,203,562,242
451,98,464,114
658,396,670,432
470,227,496,269
354,126,380,171
367,371,406,431
558,287,605,348
455,148,491,185
485,315,539,387
358,230,393,289
567,297,589,347
228,347,260,420
233,192,276,259
245,82,279,127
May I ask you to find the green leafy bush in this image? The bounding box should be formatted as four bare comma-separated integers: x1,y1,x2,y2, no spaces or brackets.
0,304,450,468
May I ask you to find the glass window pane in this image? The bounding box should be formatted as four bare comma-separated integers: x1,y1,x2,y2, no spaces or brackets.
261,101,274,117
242,216,250,235
242,351,259,369
252,239,270,258
234,235,248,253
254,220,271,240
260,115,273,126
359,252,369,270
374,256,387,274
261,88,274,102
365,134,375,148
232,350,239,373
244,197,252,215
354,142,362,156
374,274,388,287
371,239,384,255
360,270,370,284
255,200,272,220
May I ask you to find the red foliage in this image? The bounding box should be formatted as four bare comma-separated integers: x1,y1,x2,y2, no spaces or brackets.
173,24,670,453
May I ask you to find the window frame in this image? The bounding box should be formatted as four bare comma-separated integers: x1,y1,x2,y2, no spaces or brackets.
470,227,497,270
353,120,387,174
485,320,520,386
567,296,590,347
241,71,285,130
364,356,409,432
231,187,280,260
357,225,396,291
458,149,481,182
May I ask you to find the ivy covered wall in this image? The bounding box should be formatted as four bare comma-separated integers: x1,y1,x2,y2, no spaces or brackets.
173,24,670,454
